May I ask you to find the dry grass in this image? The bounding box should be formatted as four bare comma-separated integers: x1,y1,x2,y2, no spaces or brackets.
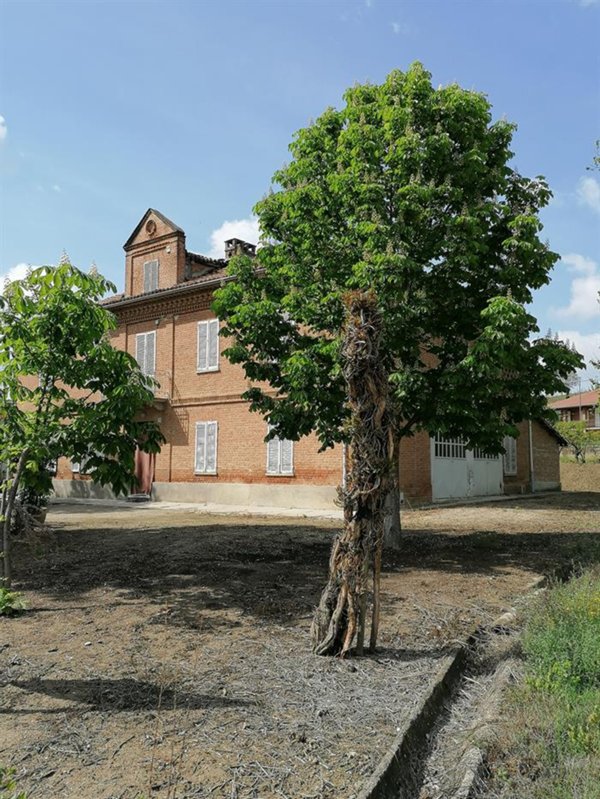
561,461,600,493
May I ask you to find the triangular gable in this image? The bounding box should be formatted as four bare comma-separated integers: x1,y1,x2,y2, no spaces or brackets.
124,208,185,250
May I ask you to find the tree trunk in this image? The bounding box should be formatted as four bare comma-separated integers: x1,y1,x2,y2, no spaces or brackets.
1,450,28,588
311,292,395,656
383,481,401,551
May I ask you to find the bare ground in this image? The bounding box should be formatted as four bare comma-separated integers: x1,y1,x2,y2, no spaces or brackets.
1,492,599,799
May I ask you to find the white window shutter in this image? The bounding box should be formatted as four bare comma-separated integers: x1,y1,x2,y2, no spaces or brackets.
208,319,219,370
198,322,208,371
206,422,217,473
196,422,206,473
281,439,293,474
145,332,156,376
503,436,517,475
267,436,279,474
143,260,159,292
136,333,146,372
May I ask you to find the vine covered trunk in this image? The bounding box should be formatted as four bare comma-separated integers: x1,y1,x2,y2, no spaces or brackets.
311,292,396,657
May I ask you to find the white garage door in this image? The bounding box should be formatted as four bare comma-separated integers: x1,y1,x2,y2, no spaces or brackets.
431,435,503,501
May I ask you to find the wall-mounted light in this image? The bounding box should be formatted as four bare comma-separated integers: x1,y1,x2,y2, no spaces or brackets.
166,246,171,254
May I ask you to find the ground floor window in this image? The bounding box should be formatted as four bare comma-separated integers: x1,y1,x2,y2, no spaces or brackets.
266,429,294,475
195,421,218,475
503,436,517,475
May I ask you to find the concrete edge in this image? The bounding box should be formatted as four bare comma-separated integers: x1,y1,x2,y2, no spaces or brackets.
450,660,521,799
356,648,468,799
450,577,549,799
357,574,549,799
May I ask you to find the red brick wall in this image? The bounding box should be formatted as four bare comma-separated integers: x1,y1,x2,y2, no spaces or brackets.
398,431,433,504
124,212,186,297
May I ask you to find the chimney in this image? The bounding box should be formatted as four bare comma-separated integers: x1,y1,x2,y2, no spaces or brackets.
224,238,256,260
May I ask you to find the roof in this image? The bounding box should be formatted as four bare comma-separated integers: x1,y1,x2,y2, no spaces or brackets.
548,389,599,410
102,268,229,310
123,208,185,249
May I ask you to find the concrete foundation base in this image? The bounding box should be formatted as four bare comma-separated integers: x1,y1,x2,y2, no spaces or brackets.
151,481,338,510
52,479,339,511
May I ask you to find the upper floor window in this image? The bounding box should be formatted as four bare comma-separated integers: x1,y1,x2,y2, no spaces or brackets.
266,428,294,475
502,436,517,476
143,259,159,293
197,319,220,373
136,331,156,377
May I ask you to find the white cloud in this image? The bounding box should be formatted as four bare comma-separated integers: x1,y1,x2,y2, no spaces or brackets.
554,253,600,320
577,175,600,214
0,263,30,293
52,184,61,193
207,216,260,259
0,115,7,142
562,253,597,276
579,0,599,7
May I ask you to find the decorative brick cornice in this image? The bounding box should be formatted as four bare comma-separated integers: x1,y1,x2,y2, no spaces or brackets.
114,288,215,325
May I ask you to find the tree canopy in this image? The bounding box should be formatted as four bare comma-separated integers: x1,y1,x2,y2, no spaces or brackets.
214,63,582,453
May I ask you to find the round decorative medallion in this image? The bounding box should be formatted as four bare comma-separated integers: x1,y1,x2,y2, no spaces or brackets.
145,219,157,236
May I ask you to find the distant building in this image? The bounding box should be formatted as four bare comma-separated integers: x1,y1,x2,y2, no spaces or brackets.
53,209,566,507
549,390,600,429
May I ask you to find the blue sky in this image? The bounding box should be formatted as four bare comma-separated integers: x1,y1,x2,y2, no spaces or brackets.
1,0,599,382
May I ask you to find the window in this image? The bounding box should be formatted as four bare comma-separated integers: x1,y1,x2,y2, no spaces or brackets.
143,260,159,293
135,331,156,377
195,421,218,474
266,429,294,475
71,457,89,474
503,436,517,476
197,319,220,373
434,434,466,459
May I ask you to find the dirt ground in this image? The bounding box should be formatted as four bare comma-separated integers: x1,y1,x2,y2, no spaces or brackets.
1,492,599,799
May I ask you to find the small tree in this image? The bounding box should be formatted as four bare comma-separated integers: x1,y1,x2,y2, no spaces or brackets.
555,421,600,463
0,263,163,587
214,64,583,655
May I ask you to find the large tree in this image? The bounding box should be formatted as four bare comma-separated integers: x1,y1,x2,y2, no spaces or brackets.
0,263,163,587
214,64,582,655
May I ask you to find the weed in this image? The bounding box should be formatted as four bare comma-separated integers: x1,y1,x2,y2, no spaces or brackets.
0,587,27,617
0,766,27,799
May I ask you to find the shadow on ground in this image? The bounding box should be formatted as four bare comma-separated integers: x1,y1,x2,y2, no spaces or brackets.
5,677,255,713
11,492,600,633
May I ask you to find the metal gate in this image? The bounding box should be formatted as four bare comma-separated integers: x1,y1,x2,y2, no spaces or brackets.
431,435,503,501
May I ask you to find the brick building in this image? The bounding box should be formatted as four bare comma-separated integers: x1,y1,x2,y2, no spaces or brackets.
53,209,566,507
548,390,600,429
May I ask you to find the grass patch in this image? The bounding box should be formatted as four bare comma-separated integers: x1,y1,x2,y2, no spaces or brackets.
487,568,600,798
